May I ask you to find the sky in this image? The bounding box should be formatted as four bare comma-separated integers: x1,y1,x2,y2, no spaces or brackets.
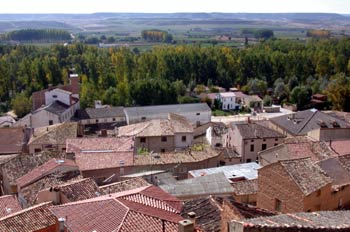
1,0,349,14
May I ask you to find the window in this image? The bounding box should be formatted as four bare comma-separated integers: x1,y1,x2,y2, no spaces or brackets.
263,139,266,142
274,143,278,146
196,121,201,127
141,116,146,121
196,113,200,116
112,118,116,121
275,199,282,211
161,149,165,153
262,144,267,150
62,148,66,152
140,137,146,143
275,138,278,141
34,148,42,153
49,120,53,125
53,95,57,98
246,159,252,163
182,136,186,142
161,136,167,142
96,119,99,123
250,144,254,152
251,139,254,142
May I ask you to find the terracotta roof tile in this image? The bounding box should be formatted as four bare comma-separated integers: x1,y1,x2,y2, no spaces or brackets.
99,177,150,195
0,195,22,218
16,158,78,188
0,202,56,232
234,123,285,139
50,185,183,232
54,178,101,202
330,140,350,156
280,158,332,195
0,127,26,154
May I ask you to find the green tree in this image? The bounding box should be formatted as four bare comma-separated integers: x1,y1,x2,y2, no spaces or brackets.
290,86,311,110
325,73,350,112
11,93,32,118
263,95,272,106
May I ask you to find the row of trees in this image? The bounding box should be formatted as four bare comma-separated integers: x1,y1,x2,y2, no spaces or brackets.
2,29,71,42
141,30,173,43
1,38,350,117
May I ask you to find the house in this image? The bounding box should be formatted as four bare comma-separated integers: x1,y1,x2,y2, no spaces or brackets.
50,185,184,232
258,137,338,166
257,157,333,213
0,195,22,218
37,178,101,205
218,92,240,110
229,210,350,232
218,147,242,166
188,162,260,182
118,113,194,153
227,122,285,163
27,122,79,154
160,173,234,200
198,93,217,107
0,202,57,231
75,106,126,129
181,196,274,232
66,137,134,184
32,73,79,111
124,103,211,126
1,151,66,194
0,115,16,128
270,109,350,137
206,122,228,148
0,127,29,155
231,179,258,205
16,158,79,191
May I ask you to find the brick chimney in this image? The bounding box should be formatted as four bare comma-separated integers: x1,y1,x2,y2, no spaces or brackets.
178,219,194,232
57,217,65,232
69,74,79,94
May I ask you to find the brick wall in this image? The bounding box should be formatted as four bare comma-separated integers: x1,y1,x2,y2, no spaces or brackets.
257,163,304,213
221,199,244,232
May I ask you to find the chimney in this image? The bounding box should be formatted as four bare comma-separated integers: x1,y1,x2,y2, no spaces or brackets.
58,217,65,232
187,212,196,225
101,129,107,137
178,219,194,232
247,116,251,124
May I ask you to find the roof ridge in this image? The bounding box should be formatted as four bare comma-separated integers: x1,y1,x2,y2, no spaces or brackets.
297,110,319,134
0,202,51,221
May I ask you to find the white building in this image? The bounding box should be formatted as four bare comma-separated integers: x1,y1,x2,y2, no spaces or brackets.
218,92,240,110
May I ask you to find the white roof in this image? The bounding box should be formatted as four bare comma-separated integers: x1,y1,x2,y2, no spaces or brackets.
219,92,236,98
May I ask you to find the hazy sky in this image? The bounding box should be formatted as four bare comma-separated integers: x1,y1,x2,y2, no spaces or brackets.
1,0,349,14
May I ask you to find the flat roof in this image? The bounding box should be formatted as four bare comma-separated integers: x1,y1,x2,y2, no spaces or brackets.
188,162,260,182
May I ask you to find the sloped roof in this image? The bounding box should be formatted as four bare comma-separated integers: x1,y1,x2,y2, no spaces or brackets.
28,122,78,145
234,123,285,139
0,195,22,219
318,155,350,187
330,140,350,156
160,173,234,198
0,202,56,232
54,178,101,202
0,127,25,154
50,185,183,232
235,210,350,230
231,179,258,195
270,109,350,136
16,158,78,188
44,100,70,115
279,158,332,196
76,106,125,119
99,177,150,195
124,103,211,118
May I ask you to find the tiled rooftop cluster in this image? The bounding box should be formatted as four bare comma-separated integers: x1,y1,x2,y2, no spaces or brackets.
99,177,150,195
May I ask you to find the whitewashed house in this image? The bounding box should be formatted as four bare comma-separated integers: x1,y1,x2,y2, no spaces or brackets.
218,92,240,110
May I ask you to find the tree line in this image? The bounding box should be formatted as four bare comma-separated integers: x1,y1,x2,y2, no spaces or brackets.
0,37,350,117
1,29,71,42
141,30,173,43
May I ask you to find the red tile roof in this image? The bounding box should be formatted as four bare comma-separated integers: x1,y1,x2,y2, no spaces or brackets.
50,185,183,232
0,127,25,154
330,140,350,156
16,158,78,188
0,202,56,232
99,177,150,194
0,195,22,218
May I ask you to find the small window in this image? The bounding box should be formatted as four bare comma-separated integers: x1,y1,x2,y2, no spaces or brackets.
141,116,146,121
161,149,165,153
53,95,57,98
34,148,42,153
182,136,186,142
275,198,282,211
246,159,252,163
112,118,116,121
250,144,254,152
275,138,278,141
196,113,200,116
263,139,266,142
96,119,99,123
262,144,267,150
161,136,167,142
49,120,53,125
62,148,66,152
274,143,278,146
251,139,254,142
140,137,146,143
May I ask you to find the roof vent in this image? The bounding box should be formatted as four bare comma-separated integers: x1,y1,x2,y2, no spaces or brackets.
318,120,328,128
5,207,12,214
332,121,340,128
56,159,65,164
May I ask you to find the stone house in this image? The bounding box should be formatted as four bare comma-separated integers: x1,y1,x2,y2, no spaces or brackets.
257,157,333,213
124,103,211,126
231,179,258,205
206,122,228,148
118,113,194,153
228,122,285,163
27,122,79,154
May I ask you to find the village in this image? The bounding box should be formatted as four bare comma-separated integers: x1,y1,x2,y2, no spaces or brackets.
0,73,350,232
